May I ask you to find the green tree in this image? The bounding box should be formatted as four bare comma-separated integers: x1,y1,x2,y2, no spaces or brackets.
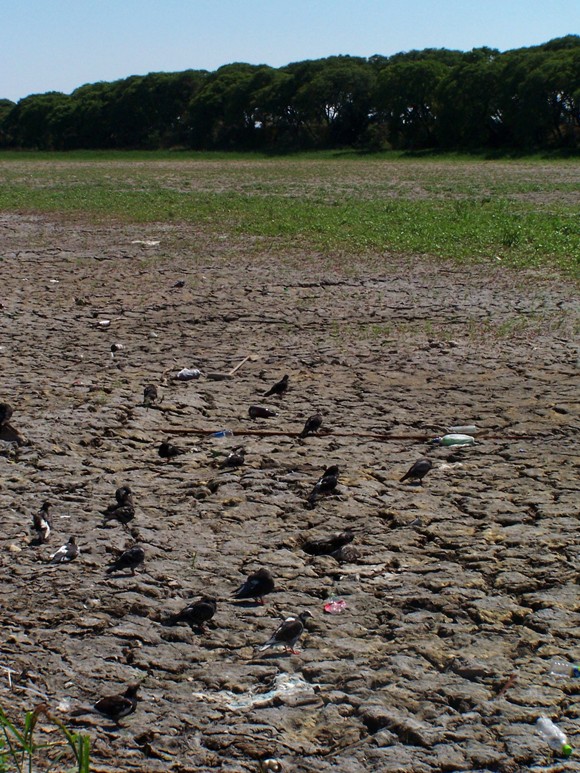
375,59,448,148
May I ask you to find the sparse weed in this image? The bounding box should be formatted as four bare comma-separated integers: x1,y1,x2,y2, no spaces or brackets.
0,152,578,276
0,703,90,772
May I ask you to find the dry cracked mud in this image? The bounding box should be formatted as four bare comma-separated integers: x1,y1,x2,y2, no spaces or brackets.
0,213,579,772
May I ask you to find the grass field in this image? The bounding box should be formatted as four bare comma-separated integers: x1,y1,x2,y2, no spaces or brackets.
0,151,578,276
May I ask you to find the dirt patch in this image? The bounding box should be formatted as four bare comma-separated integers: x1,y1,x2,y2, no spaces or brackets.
1,213,579,772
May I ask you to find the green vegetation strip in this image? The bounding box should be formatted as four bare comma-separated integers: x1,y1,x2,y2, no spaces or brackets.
0,155,578,275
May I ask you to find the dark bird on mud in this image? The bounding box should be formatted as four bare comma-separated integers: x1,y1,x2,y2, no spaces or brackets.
307,465,340,507
264,374,289,398
158,439,186,460
106,545,145,576
299,413,323,439
258,611,313,655
302,529,355,556
31,501,52,545
103,486,135,526
163,596,217,633
49,536,79,564
233,568,275,605
400,458,433,485
0,403,13,427
248,405,278,420
220,447,245,469
143,384,158,407
94,684,140,724
173,280,185,288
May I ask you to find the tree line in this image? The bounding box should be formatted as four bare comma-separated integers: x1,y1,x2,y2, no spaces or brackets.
1,35,579,153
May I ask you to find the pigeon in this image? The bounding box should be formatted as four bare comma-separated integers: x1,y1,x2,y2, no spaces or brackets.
264,374,289,398
94,684,139,724
106,546,145,576
220,447,245,469
103,488,135,525
49,536,79,564
143,384,158,407
163,597,217,633
302,529,355,556
299,413,323,439
158,440,186,459
173,280,185,288
233,568,275,605
258,611,313,654
248,405,278,420
0,403,13,427
400,458,433,485
31,501,52,544
307,465,340,507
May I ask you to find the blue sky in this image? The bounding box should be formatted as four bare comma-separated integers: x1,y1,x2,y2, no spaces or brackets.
3,0,579,102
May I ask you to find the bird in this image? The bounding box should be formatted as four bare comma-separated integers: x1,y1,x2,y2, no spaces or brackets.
307,465,340,507
264,375,289,398
302,529,355,556
143,384,158,407
233,568,275,605
173,280,185,288
220,447,245,469
31,501,52,544
49,536,79,564
299,413,323,439
163,597,217,633
400,458,433,485
158,439,186,459
0,403,13,427
248,405,278,420
258,611,313,655
94,684,140,724
106,546,145,576
102,486,135,526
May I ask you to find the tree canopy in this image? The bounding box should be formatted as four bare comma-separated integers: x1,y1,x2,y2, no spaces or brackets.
2,36,579,152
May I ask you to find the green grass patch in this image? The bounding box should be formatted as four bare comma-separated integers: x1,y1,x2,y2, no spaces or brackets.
0,153,578,275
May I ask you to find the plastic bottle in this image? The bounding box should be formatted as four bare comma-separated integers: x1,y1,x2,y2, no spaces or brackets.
550,658,580,678
323,597,347,615
536,716,572,757
447,425,479,435
212,429,234,439
431,434,475,447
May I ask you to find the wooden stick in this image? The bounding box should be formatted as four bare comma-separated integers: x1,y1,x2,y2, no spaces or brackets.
160,427,533,441
227,354,253,377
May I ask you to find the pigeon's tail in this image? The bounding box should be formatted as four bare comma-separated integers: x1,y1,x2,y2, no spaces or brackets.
399,472,410,483
105,564,117,574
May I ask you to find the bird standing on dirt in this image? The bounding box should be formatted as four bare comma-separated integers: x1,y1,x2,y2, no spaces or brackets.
258,611,313,655
94,684,140,724
0,403,13,427
299,413,323,439
302,529,355,556
233,568,275,605
103,486,135,526
400,458,433,485
163,597,217,633
264,375,289,398
248,405,278,420
158,439,186,460
31,501,52,544
220,447,245,469
49,536,79,564
143,384,158,407
307,465,340,507
106,545,145,576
